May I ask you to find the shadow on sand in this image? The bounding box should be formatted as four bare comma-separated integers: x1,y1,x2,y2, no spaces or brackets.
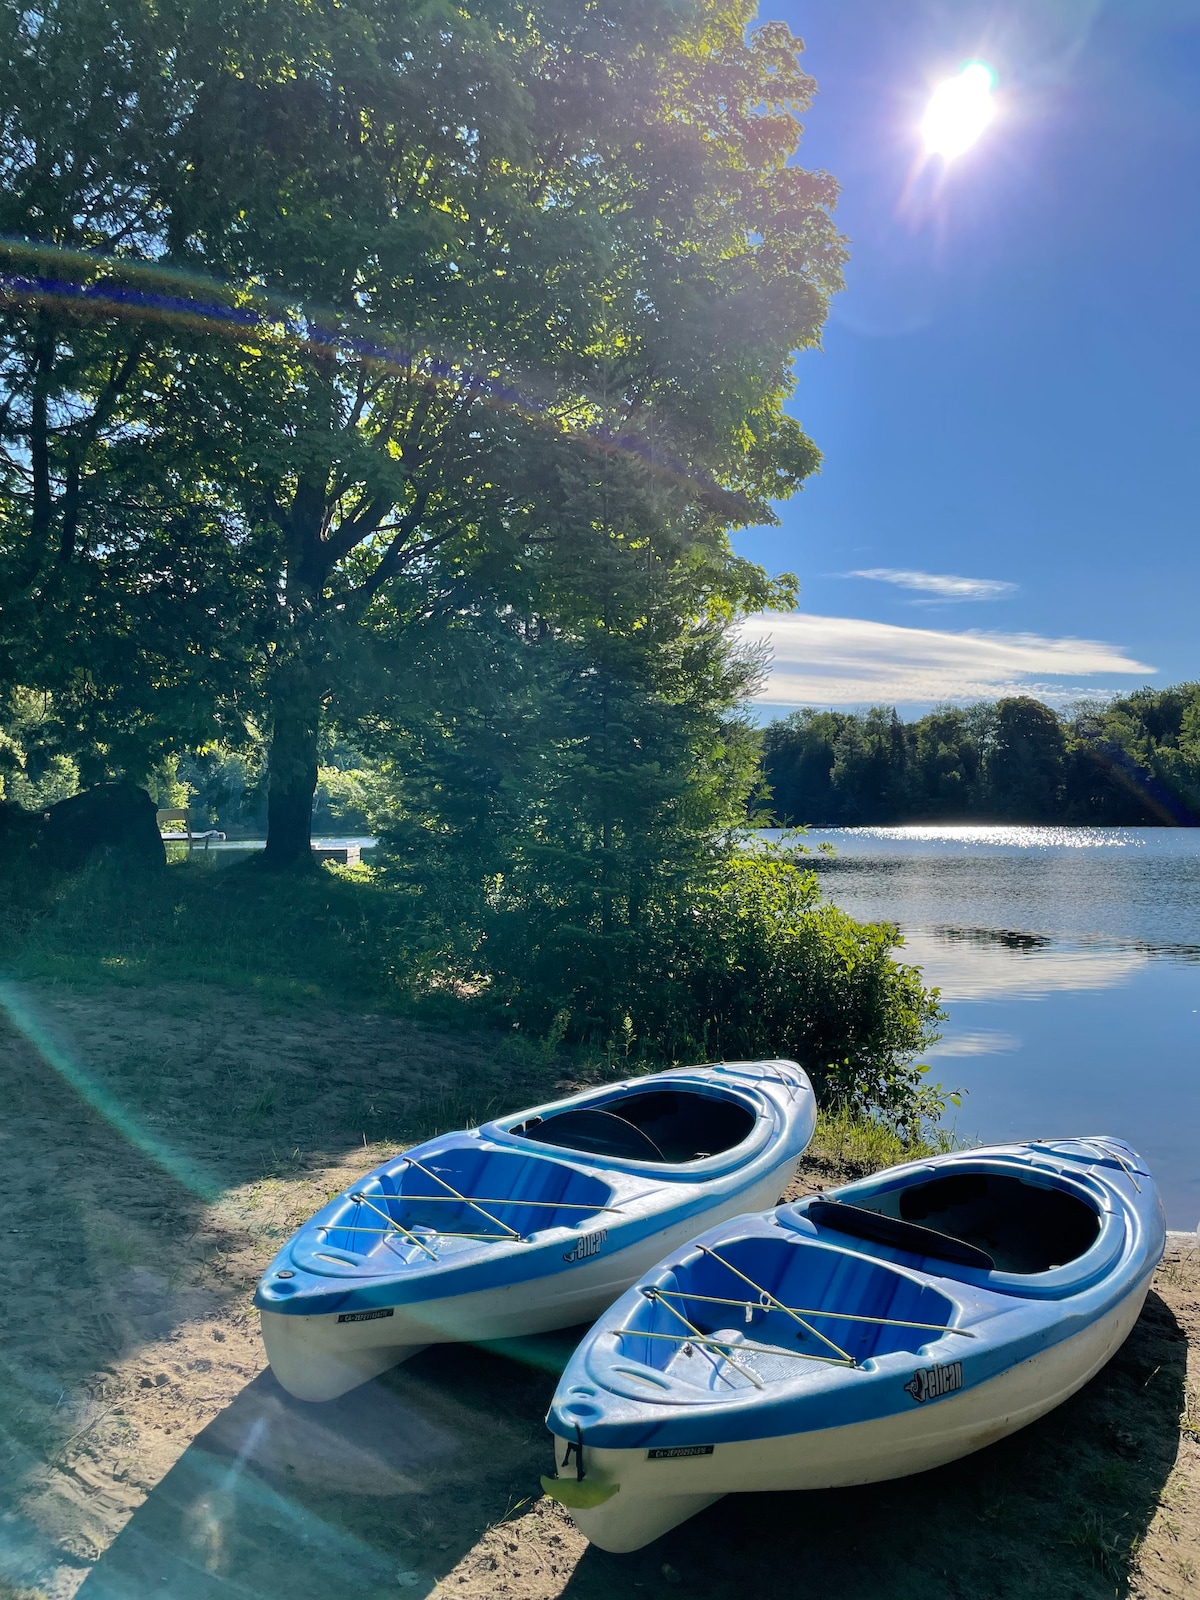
74,1331,580,1600
79,1291,1186,1600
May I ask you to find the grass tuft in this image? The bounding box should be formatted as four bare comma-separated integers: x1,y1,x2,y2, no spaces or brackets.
1181,1384,1200,1443
1066,1508,1134,1580
806,1106,956,1178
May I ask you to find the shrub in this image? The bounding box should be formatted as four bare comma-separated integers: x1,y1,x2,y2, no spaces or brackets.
484,844,946,1130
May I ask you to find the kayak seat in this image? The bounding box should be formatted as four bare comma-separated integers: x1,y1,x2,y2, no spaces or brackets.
515,1089,755,1163
853,1171,1101,1275
807,1199,995,1269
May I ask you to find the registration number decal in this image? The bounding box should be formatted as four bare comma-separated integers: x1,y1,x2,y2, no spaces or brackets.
563,1229,607,1263
648,1445,715,1460
337,1307,395,1324
904,1360,963,1404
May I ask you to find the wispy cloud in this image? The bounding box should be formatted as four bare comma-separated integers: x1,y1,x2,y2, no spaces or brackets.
846,568,1017,601
925,1030,1021,1057
740,612,1156,707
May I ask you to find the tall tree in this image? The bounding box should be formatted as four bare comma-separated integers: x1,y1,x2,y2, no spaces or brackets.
913,707,982,816
829,706,914,823
762,708,849,824
984,697,1066,822
160,0,843,864
1,2,844,861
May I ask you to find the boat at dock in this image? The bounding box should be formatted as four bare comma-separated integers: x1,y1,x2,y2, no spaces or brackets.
256,1059,816,1400
543,1136,1165,1551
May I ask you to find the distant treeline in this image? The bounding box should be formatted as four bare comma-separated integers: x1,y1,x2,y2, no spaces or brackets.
762,687,1200,827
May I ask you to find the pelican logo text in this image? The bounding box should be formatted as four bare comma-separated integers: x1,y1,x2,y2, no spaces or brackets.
563,1230,607,1263
904,1361,963,1404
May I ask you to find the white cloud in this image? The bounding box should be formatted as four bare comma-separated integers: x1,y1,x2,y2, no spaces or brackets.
925,1030,1021,1057
740,612,1156,707
846,568,1017,601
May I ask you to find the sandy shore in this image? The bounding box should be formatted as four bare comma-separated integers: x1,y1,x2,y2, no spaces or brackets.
0,979,1196,1600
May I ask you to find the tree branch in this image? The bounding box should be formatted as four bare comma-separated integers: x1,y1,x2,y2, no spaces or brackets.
350,485,436,606
29,318,54,548
59,336,146,563
322,490,398,566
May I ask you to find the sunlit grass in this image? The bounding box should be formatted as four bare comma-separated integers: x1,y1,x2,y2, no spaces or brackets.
808,1105,956,1175
0,853,426,1011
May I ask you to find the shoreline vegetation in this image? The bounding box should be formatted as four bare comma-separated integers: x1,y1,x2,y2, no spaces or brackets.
1,0,925,1167
763,685,1200,829
0,840,949,1139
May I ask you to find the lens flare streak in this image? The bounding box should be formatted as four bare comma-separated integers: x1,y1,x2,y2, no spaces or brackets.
0,241,749,520
0,979,220,1201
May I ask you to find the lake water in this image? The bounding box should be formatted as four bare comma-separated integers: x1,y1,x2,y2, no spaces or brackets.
762,826,1200,1229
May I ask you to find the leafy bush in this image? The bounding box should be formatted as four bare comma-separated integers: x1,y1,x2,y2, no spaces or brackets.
0,833,946,1135
484,844,946,1129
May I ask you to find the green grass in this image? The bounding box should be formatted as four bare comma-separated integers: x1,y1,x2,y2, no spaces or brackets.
1066,1508,1135,1580
806,1105,956,1175
0,853,436,1011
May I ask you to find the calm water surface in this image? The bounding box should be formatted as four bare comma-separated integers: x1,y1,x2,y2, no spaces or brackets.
762,825,1200,1228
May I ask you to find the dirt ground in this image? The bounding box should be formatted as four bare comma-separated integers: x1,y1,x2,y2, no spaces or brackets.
0,979,1196,1600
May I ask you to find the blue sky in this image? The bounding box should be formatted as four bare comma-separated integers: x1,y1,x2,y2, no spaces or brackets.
736,0,1200,715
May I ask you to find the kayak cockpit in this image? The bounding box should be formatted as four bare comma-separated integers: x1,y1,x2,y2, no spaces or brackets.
511,1088,756,1164
595,1234,957,1397
288,1146,616,1277
823,1169,1102,1275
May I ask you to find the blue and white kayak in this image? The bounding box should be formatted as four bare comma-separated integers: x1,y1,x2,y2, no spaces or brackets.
255,1060,815,1400
544,1136,1165,1551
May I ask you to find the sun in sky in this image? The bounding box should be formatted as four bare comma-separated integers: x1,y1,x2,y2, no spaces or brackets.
922,62,997,159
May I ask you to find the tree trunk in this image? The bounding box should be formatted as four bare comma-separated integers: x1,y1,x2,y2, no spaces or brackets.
262,669,321,869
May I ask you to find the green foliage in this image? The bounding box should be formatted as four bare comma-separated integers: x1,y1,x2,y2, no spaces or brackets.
0,688,80,808
763,687,1200,827
0,0,845,864
0,836,946,1132
168,735,383,835
484,844,946,1127
313,764,392,836
0,4,944,1131
987,698,1067,822
808,1105,957,1175
174,744,266,834
145,755,189,809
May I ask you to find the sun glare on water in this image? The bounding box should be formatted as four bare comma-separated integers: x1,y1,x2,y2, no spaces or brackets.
922,62,997,158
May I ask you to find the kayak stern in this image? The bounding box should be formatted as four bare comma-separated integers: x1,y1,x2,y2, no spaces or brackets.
260,1307,429,1402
